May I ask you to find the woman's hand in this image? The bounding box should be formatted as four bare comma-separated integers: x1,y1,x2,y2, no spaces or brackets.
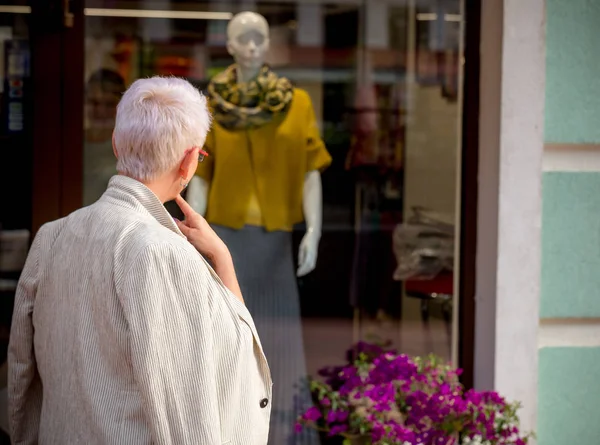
174,195,243,301
174,195,228,263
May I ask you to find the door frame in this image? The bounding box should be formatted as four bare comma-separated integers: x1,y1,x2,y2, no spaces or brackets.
30,0,83,233
457,0,481,389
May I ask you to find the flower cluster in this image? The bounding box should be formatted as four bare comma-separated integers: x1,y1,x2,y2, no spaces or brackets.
296,342,532,445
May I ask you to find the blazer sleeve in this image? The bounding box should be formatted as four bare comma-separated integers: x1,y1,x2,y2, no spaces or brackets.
118,243,222,444
8,227,46,445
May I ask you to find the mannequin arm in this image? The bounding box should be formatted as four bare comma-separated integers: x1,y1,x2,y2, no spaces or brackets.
297,170,323,277
187,176,210,216
302,170,323,237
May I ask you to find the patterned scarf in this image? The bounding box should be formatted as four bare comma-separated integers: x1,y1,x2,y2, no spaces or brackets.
207,64,294,131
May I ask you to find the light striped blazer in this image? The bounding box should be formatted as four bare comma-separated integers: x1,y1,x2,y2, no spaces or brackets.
8,175,272,445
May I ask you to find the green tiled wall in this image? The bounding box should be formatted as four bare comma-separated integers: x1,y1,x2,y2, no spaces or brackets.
542,172,600,318
545,0,600,143
538,347,600,445
540,0,600,444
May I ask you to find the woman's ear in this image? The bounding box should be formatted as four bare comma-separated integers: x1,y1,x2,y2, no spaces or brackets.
112,132,118,159
179,148,197,181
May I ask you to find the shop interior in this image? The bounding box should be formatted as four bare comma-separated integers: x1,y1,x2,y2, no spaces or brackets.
0,1,464,442
81,0,462,359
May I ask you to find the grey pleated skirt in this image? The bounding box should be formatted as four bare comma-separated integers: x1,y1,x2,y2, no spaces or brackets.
213,224,320,445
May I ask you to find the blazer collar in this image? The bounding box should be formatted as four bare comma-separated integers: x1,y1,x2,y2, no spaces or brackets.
102,175,185,239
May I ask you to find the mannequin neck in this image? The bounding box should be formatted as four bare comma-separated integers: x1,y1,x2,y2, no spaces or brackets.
235,64,261,84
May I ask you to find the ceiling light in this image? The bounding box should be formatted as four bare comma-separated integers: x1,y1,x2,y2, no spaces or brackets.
416,13,462,22
0,6,31,14
83,8,233,21
444,14,462,22
416,13,437,21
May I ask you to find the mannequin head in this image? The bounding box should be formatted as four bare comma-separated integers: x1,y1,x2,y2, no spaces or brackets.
226,11,270,82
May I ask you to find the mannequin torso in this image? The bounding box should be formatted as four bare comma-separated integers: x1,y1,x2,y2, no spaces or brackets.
187,11,328,276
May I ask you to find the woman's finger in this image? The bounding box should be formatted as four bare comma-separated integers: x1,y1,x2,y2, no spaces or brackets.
174,218,191,236
175,194,195,218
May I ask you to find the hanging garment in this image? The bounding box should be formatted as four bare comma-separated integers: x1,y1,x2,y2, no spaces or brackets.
196,88,331,231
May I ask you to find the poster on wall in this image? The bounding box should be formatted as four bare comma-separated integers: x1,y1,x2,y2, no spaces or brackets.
2,39,29,134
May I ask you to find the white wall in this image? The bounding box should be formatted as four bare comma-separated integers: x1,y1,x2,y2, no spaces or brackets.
475,0,545,436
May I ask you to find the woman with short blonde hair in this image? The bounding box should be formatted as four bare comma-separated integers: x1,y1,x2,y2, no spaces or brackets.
8,76,272,445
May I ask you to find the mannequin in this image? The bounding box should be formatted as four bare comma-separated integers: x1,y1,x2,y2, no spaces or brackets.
188,12,322,277
187,11,330,445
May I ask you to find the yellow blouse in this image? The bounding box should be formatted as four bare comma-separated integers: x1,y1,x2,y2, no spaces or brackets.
196,88,332,232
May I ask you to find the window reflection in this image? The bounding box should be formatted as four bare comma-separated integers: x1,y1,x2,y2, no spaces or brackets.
1,7,32,442
83,69,125,205
82,2,463,444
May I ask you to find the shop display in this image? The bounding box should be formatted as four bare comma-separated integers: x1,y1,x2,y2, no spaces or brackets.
187,11,331,445
392,206,454,281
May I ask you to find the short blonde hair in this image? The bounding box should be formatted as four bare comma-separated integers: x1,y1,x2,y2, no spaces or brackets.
113,76,211,181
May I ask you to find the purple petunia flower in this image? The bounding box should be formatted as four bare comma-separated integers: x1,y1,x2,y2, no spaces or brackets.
302,406,322,422
328,424,348,436
364,383,396,409
298,341,532,444
326,410,349,424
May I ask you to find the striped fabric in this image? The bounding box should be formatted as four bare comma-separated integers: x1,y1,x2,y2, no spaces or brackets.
8,175,272,445
212,226,319,445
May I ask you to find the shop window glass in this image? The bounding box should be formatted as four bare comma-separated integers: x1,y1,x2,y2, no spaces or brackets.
82,2,464,443
0,3,32,439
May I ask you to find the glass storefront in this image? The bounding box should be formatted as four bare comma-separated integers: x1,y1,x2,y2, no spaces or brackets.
83,2,463,442
0,4,31,232
1,1,467,443
0,3,31,439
